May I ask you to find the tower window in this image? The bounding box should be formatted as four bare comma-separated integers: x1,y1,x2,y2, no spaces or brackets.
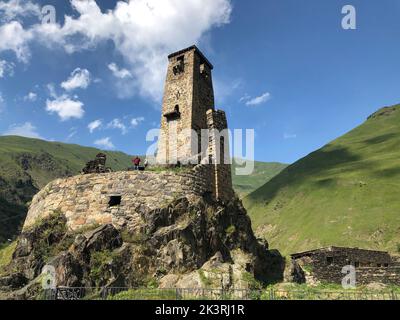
200,63,209,79
326,257,334,265
108,196,121,207
164,105,181,121
173,56,185,75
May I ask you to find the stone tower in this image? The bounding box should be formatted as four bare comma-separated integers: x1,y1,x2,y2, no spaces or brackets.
157,45,234,201
157,45,214,165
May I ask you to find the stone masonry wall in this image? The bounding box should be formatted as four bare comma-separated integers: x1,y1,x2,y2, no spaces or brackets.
356,267,400,286
291,247,399,286
207,109,234,201
23,169,214,232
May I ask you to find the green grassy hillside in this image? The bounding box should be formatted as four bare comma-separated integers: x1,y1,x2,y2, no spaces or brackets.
0,136,134,243
232,161,287,197
244,104,400,255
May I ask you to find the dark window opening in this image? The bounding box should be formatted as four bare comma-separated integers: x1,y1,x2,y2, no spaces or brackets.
173,56,185,75
200,63,209,80
164,105,181,121
384,264,389,268
220,137,225,165
326,257,334,265
109,196,121,207
354,261,360,268
377,264,382,267
209,154,214,165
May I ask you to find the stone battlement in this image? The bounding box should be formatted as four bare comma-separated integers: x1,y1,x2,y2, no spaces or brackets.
23,167,216,232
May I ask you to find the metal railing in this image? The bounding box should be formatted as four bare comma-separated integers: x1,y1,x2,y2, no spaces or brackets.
43,287,399,301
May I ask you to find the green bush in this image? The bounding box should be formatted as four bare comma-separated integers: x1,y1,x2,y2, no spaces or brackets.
121,230,148,244
242,272,262,290
0,241,17,275
225,225,236,235
90,250,117,285
198,270,213,288
108,289,177,300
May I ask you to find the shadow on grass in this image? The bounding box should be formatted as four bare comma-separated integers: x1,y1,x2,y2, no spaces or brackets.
247,146,365,204
373,167,400,178
363,133,398,145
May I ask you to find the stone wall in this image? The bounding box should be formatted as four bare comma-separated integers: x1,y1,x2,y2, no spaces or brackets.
290,247,400,286
356,267,400,286
23,168,214,232
206,109,234,201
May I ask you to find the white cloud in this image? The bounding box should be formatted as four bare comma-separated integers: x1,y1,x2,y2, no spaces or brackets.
107,118,128,135
24,91,37,102
0,21,33,63
46,94,85,121
0,92,5,112
61,68,91,91
245,92,271,106
131,117,145,128
108,63,132,79
0,0,232,101
46,83,57,98
88,119,102,133
3,122,43,139
214,78,243,104
239,93,251,103
0,59,14,78
284,133,297,140
66,127,78,141
0,0,41,22
0,61,4,78
94,137,115,150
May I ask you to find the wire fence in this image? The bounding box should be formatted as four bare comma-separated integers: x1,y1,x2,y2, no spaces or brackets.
43,287,399,301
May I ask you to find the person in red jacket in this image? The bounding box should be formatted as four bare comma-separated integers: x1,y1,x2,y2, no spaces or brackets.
132,156,141,170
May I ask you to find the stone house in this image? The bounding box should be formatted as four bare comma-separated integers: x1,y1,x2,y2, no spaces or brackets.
290,246,400,286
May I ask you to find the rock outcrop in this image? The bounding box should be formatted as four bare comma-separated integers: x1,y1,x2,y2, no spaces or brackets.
0,194,284,299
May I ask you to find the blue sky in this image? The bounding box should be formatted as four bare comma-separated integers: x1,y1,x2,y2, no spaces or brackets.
1,0,400,164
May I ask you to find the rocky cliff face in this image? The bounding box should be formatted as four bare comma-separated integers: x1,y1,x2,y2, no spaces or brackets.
0,195,284,299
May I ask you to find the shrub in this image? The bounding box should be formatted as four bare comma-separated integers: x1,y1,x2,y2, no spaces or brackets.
0,241,17,275
121,230,148,244
90,250,117,285
225,225,236,235
198,270,212,288
107,289,177,300
242,272,263,291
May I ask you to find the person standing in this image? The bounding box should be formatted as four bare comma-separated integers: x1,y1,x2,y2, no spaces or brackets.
132,156,141,170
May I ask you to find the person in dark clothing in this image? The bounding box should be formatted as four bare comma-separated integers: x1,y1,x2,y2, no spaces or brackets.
132,156,141,170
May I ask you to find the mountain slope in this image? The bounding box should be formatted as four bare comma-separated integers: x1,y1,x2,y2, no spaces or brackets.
232,161,287,197
244,104,400,255
0,136,134,243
